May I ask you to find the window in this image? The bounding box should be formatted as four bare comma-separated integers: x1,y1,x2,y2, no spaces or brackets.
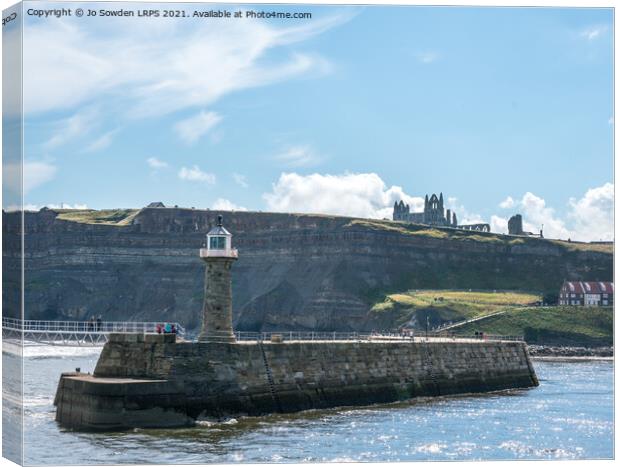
603,294,608,298
571,293,576,298
209,236,226,250
603,300,608,305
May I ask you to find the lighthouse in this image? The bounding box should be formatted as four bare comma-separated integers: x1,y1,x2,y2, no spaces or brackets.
198,215,238,343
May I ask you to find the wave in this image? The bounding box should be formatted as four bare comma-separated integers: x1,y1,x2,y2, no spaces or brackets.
3,341,102,359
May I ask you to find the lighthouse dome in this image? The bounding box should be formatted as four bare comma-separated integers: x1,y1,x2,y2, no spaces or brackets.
207,215,231,236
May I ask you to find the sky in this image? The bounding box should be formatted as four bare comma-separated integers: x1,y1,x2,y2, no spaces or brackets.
3,2,614,241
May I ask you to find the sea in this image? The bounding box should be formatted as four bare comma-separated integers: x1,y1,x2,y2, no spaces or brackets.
2,344,614,465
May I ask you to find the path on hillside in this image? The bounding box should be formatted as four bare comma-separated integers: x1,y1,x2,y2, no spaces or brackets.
434,309,512,332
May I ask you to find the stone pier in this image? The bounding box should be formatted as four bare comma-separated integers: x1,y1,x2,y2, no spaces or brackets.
55,333,539,431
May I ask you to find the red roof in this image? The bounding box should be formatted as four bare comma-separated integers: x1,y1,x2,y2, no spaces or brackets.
562,281,614,294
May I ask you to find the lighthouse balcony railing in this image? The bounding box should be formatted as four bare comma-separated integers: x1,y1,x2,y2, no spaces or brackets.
200,248,238,258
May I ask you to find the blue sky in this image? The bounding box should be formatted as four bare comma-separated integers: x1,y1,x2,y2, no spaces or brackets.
7,2,614,240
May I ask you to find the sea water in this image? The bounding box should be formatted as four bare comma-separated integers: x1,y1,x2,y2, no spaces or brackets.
2,344,613,464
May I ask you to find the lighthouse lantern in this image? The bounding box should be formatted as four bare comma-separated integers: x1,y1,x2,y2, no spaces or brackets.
200,215,238,259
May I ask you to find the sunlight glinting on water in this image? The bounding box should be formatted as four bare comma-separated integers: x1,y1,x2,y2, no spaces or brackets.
3,347,613,464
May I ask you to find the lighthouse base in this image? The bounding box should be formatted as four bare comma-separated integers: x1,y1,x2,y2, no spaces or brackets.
197,332,236,343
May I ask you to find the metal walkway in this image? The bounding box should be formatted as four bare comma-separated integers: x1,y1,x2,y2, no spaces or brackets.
2,317,185,346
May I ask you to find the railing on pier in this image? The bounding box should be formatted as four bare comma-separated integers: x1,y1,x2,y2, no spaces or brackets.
2,317,522,346
229,330,524,343
2,317,185,346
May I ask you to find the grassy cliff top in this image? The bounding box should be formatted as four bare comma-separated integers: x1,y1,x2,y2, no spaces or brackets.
55,209,140,225
345,219,613,253
372,289,540,320
43,208,612,254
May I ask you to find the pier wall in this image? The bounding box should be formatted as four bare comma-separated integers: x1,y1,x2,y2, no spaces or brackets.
55,334,538,430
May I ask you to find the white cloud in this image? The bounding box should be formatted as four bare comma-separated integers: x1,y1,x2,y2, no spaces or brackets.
21,203,89,211
490,215,508,234
174,111,222,144
580,25,608,41
178,165,216,184
273,145,323,167
24,161,58,193
233,173,249,188
263,172,422,219
23,13,351,116
147,157,169,169
211,198,248,211
84,129,117,153
43,107,100,150
4,161,58,195
517,192,570,239
567,183,614,242
497,184,613,241
444,197,485,225
499,196,515,209
262,174,613,241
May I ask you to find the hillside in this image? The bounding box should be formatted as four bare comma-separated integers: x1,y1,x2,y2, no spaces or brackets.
452,306,613,347
368,289,540,330
2,207,613,332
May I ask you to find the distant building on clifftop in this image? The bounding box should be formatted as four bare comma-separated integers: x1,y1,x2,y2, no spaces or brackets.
508,213,544,238
393,192,490,232
558,281,614,307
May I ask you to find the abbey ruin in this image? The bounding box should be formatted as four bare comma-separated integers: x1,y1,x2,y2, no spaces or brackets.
393,192,490,232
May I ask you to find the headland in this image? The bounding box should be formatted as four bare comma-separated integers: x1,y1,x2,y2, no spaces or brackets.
3,207,612,335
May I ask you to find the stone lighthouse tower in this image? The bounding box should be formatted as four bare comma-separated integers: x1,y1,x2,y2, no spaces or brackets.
198,215,238,343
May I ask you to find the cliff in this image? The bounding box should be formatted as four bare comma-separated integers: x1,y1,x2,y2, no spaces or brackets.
2,207,613,332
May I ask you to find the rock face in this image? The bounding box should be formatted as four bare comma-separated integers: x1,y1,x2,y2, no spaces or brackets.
54,333,539,431
2,208,613,332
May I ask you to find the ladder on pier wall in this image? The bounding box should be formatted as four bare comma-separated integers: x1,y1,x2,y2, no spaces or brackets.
422,341,441,396
257,340,282,412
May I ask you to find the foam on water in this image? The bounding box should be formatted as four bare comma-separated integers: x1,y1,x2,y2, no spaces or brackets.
24,344,102,359
3,341,103,359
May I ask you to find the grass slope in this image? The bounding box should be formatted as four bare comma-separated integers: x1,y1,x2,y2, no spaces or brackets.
49,209,612,255
453,306,613,347
370,289,540,329
346,219,613,253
